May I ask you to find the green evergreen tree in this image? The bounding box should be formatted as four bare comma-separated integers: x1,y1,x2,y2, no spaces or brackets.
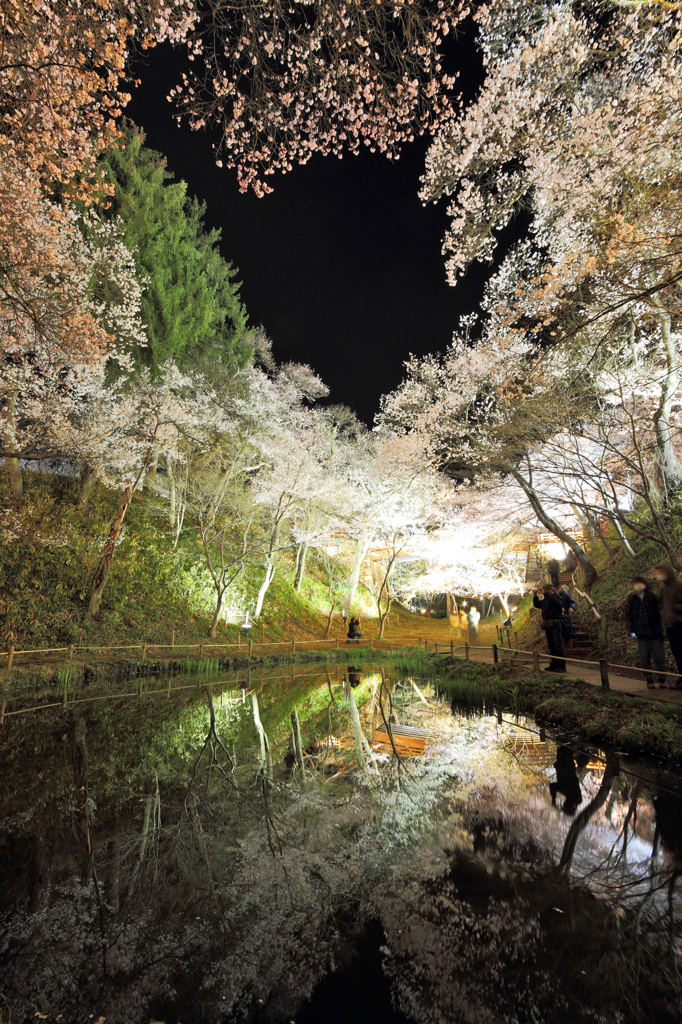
98,124,250,371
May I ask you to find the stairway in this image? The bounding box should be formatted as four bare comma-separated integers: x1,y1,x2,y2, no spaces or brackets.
525,544,542,583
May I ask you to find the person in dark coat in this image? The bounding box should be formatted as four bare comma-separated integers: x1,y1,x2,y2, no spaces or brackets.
347,616,362,641
628,575,666,689
549,745,583,815
653,560,682,689
533,583,566,672
558,585,577,643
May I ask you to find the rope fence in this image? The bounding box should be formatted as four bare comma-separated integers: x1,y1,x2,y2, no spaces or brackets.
2,630,679,695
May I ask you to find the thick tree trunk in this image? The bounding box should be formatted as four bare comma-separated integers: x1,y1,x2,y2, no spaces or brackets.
294,542,307,593
347,536,369,609
86,485,132,617
78,461,97,506
651,290,682,498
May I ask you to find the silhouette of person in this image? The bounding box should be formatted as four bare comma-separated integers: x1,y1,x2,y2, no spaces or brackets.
347,668,362,688
550,745,584,815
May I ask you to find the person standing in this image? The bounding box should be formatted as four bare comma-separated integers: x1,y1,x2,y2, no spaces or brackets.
628,576,666,689
467,605,480,641
558,585,577,644
533,584,566,672
653,561,682,689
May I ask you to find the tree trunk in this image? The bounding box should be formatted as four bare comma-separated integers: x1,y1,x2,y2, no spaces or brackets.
126,794,152,901
78,461,98,506
72,717,93,885
168,460,177,530
347,536,369,609
2,391,23,502
324,600,337,637
651,289,682,498
86,485,132,617
255,561,276,618
294,542,307,593
510,465,598,590
290,708,304,772
208,589,224,638
378,596,392,638
559,760,615,876
346,685,367,772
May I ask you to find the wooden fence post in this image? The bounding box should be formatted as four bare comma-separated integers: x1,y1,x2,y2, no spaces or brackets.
78,630,82,649
336,637,339,649
292,639,296,653
492,643,499,666
600,659,610,690
419,636,423,646
171,629,175,648
0,700,5,726
370,637,373,650
248,639,253,657
465,642,469,660
68,644,74,662
450,640,454,656
424,640,428,652
533,651,540,672
199,642,204,660
6,645,14,672
435,642,438,654
142,641,147,661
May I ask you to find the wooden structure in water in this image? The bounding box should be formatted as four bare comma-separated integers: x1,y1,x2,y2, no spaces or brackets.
372,724,430,756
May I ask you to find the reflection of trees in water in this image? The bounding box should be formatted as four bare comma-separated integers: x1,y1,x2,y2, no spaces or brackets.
1,693,681,1024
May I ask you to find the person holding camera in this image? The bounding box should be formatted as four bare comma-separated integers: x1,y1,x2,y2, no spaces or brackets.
533,583,566,672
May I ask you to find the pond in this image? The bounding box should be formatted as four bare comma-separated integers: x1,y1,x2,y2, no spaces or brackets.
0,658,681,1024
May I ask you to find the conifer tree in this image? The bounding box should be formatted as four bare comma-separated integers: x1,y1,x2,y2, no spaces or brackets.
98,125,250,371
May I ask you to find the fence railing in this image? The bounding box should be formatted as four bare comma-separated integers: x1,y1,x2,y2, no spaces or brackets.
0,633,438,671
1,632,676,693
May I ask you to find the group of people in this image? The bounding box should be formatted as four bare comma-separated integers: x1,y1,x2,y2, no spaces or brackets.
534,559,682,688
627,561,682,689
532,583,578,673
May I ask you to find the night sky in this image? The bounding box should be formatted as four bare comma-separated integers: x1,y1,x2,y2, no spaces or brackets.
127,30,486,425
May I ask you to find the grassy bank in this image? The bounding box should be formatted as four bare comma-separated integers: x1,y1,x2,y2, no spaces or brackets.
428,656,682,762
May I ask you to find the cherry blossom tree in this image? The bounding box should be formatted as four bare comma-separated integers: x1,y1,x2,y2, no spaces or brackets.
173,0,466,195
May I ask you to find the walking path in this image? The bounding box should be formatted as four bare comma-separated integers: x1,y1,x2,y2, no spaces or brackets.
444,644,682,708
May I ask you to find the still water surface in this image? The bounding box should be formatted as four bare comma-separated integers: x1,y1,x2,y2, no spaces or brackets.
0,660,680,1024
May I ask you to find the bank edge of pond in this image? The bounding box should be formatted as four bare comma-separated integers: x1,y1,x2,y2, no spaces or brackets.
0,646,420,697
426,654,682,764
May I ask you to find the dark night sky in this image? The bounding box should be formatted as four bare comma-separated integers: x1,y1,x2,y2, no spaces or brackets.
126,32,486,424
